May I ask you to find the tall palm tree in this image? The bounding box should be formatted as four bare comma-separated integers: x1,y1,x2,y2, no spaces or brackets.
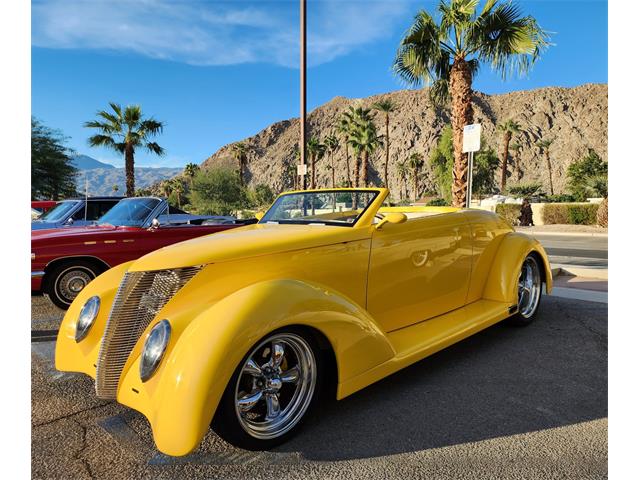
160,180,172,199
324,133,340,188
231,142,249,186
407,152,425,202
396,160,410,201
306,137,326,189
183,162,200,187
337,115,352,187
536,138,554,195
509,141,523,181
170,178,185,208
497,120,522,191
85,103,165,196
345,106,381,187
393,1,549,207
372,99,396,188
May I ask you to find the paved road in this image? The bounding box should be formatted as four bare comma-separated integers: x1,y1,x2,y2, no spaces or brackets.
527,233,608,268
32,296,607,479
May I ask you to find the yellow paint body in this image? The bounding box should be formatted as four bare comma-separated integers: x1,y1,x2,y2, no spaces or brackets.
55,188,552,456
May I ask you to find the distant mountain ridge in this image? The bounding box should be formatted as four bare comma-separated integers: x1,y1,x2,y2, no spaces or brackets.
71,154,115,170
74,162,183,196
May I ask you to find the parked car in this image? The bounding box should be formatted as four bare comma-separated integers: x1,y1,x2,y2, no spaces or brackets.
31,208,43,220
56,188,552,455
32,197,123,230
31,200,58,215
32,196,252,309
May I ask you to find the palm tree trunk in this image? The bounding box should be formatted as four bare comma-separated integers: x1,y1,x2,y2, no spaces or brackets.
384,115,390,188
545,151,554,195
353,154,360,188
514,153,520,181
311,154,316,189
449,57,473,207
501,132,511,192
344,138,351,187
125,143,135,196
361,151,368,187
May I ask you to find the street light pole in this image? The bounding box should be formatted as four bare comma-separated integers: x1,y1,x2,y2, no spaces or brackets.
299,0,307,190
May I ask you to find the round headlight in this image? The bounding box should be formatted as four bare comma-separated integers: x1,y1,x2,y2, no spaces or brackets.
140,320,171,382
75,296,100,342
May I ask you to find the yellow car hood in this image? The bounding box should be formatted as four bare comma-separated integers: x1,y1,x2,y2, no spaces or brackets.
129,222,371,272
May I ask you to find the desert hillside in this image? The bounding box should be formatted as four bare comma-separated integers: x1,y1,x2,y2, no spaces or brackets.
201,83,607,199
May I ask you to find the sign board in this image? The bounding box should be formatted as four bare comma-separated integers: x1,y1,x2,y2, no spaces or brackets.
297,164,308,175
462,124,482,153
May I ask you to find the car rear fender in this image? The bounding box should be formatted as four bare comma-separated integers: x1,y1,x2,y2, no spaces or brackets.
116,278,395,456
482,232,553,304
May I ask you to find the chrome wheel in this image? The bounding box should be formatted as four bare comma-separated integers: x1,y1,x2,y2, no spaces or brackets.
234,333,316,440
56,267,94,304
518,257,542,318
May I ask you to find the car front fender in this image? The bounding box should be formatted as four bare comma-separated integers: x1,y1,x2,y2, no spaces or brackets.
116,278,395,456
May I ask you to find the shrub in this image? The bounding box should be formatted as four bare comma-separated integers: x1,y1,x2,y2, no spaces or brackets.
427,198,447,206
542,203,599,225
507,182,542,197
495,203,522,226
567,149,608,201
596,198,608,227
542,193,576,203
189,167,250,215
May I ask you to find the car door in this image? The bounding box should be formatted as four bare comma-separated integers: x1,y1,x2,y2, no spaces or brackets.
366,212,473,332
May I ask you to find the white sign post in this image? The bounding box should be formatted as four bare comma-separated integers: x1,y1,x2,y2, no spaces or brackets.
296,164,308,176
462,124,482,208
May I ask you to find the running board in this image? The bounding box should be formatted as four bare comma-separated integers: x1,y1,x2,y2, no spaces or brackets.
337,299,512,399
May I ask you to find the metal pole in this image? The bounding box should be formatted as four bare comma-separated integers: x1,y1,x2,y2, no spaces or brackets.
299,0,307,190
466,151,474,208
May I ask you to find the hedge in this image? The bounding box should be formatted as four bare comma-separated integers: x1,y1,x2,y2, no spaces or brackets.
541,203,599,225
495,203,521,226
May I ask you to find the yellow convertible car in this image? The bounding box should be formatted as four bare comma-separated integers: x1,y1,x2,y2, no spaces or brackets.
56,188,551,455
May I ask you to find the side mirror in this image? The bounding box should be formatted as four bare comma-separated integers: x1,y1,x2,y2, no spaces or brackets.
66,217,74,225
375,212,407,230
149,218,160,230
255,211,265,221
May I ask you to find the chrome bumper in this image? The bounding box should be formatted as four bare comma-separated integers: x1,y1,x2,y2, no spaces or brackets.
31,271,45,278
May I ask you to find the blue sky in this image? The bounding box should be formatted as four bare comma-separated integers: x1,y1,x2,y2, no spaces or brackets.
32,0,608,168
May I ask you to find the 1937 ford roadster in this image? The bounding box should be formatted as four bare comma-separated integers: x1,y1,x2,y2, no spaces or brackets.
56,188,552,455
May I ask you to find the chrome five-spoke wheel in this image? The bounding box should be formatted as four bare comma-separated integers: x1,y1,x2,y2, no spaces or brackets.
213,329,321,450
510,254,543,325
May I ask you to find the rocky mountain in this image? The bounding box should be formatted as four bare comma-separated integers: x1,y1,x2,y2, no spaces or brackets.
76,167,183,196
201,83,607,199
71,154,115,170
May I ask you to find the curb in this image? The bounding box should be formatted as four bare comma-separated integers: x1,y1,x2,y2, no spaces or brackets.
551,265,608,280
515,228,608,238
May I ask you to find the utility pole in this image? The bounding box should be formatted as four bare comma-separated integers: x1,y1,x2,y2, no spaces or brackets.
299,0,307,190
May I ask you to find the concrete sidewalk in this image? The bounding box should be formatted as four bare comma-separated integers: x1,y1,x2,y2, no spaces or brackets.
549,271,608,304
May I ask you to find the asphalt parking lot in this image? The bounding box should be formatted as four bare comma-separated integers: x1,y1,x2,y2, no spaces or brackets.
32,295,607,479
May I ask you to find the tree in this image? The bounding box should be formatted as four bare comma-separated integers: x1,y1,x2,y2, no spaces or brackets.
394,0,550,207
231,142,249,186
536,139,554,195
324,133,340,188
497,120,521,191
337,114,353,187
189,167,250,215
85,103,164,196
346,107,382,187
509,141,524,181
306,137,326,189
396,160,410,201
472,146,500,197
251,184,275,209
159,180,172,198
184,163,200,187
407,152,425,202
31,118,78,200
567,149,608,201
372,99,396,188
170,178,186,208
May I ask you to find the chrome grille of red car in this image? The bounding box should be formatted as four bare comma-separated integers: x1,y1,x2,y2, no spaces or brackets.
95,266,202,399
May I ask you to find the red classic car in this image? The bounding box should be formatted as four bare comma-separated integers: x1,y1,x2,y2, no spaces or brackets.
32,197,252,309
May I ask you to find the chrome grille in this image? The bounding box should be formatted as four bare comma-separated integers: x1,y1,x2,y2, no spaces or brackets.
95,266,201,399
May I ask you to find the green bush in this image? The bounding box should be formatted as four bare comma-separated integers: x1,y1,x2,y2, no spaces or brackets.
567,149,608,201
189,167,250,215
507,182,542,197
542,193,576,203
542,203,599,225
427,198,447,206
495,203,522,226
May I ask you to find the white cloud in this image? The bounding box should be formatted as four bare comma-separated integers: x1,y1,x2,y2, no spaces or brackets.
32,0,412,67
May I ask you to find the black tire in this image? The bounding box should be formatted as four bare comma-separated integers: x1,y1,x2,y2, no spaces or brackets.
507,254,543,326
212,327,325,450
44,260,100,310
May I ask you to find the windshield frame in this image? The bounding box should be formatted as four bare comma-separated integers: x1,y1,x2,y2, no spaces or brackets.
259,189,381,227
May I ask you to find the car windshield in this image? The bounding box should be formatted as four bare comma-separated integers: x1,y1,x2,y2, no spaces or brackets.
260,190,379,226
38,201,79,222
98,198,162,227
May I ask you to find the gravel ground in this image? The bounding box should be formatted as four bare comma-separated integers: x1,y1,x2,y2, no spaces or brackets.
32,296,607,479
31,295,65,331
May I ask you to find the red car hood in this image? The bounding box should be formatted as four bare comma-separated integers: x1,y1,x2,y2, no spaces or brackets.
31,224,126,242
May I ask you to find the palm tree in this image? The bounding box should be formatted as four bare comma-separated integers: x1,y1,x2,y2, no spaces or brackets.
536,138,554,195
497,120,522,191
231,142,249,186
85,103,165,196
159,180,172,199
345,106,381,187
337,115,352,187
509,141,524,181
407,152,425,202
170,178,185,208
396,160,410,201
324,133,340,188
183,162,200,187
306,137,326,189
393,1,549,207
372,99,396,188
